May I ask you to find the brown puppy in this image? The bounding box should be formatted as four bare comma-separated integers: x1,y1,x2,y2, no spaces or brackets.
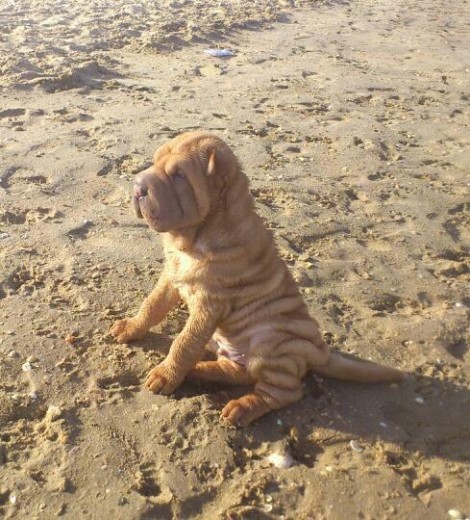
110,132,404,426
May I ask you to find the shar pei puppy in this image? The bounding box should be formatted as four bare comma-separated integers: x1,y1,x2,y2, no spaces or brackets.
110,131,404,426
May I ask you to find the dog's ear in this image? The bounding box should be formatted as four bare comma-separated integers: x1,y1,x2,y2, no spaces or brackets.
207,150,217,176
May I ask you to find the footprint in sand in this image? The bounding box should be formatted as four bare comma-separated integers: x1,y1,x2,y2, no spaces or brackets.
374,442,443,496
96,372,141,396
0,207,62,225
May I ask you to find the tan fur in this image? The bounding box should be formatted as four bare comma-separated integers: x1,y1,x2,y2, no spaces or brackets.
110,132,404,426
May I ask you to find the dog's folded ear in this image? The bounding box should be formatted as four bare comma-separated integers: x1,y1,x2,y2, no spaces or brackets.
207,150,217,176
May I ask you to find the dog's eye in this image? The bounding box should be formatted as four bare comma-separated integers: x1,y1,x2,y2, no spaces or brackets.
173,171,185,181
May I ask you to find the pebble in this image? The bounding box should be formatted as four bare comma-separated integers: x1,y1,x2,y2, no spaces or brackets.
448,510,464,520
8,350,19,358
379,422,388,428
22,361,33,372
415,396,424,404
65,334,77,345
0,232,11,239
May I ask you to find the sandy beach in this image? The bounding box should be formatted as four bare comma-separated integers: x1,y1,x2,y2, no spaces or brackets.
1,0,469,518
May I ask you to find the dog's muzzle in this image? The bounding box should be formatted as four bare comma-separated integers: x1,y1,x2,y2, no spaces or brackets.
132,183,146,218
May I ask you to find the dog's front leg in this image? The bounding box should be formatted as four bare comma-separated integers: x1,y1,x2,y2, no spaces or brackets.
145,298,223,394
110,268,180,343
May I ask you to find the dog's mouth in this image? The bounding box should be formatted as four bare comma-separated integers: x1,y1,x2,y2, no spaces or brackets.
132,184,158,222
132,185,144,219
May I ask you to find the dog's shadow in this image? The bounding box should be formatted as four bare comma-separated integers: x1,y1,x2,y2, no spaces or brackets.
136,331,470,465
256,371,470,465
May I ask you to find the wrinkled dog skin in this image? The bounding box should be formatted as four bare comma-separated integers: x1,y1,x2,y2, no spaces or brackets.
110,132,404,426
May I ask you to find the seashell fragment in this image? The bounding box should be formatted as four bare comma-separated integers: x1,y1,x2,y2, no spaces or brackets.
204,48,235,57
266,451,294,469
350,440,364,452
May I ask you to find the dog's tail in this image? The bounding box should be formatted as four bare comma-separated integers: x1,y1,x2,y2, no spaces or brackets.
312,352,405,383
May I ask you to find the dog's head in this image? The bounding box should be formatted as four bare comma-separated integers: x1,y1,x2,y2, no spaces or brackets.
133,132,243,233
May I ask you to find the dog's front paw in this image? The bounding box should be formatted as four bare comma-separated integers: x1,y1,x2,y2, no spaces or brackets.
221,394,271,427
109,318,146,343
145,363,181,394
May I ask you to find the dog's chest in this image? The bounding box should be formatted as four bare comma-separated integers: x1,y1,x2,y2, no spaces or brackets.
168,251,206,300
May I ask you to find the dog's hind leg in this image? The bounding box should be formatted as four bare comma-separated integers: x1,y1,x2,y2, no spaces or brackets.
220,338,308,426
221,379,303,427
186,359,254,385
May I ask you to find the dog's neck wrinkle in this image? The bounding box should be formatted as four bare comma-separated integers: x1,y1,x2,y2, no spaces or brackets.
200,210,269,263
163,226,199,252
164,201,265,261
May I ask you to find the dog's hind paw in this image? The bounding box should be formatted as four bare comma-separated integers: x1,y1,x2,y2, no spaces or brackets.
221,394,271,427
